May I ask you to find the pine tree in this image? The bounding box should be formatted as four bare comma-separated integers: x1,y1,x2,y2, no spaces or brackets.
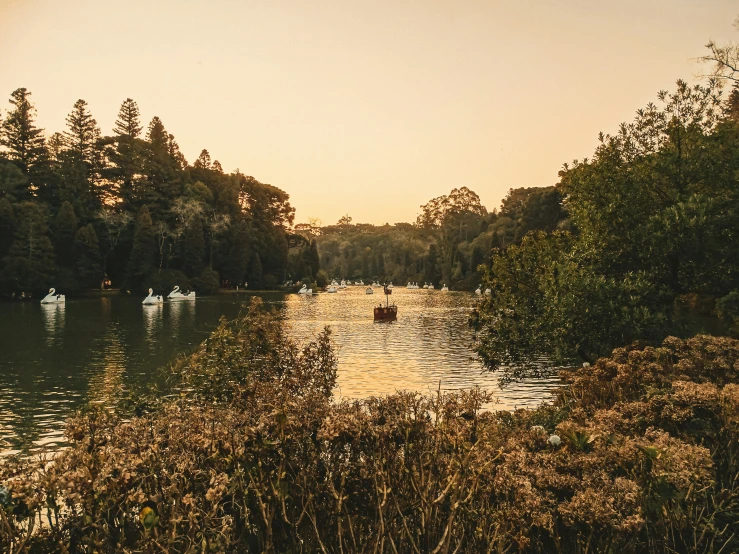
0,88,47,178
113,98,143,138
212,160,223,173
75,224,102,288
146,116,168,150
0,202,55,293
167,134,187,169
64,99,100,164
182,217,205,276
54,201,78,266
126,205,157,289
194,149,211,169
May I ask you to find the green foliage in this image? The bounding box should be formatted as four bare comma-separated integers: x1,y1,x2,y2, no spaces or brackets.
0,202,55,293
181,217,205,276
476,80,739,367
191,267,220,295
0,198,15,260
126,205,157,291
53,200,78,266
716,290,739,333
0,89,295,295
75,224,102,288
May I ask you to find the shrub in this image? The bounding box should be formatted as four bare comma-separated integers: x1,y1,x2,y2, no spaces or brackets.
2,304,738,553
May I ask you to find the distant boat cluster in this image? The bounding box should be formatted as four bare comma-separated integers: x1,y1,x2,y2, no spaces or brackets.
301,280,463,295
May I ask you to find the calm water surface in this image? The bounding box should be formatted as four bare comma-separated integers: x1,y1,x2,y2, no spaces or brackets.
0,288,559,455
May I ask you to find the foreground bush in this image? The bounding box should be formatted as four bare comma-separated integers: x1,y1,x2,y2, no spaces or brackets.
2,301,738,552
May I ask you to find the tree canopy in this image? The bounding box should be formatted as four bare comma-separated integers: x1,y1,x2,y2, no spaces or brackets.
0,90,295,296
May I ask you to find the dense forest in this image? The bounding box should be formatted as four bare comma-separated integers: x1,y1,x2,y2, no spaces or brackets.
290,185,565,290
474,80,739,368
0,91,295,297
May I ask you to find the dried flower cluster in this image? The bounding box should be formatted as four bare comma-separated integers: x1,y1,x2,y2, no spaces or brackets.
2,302,738,552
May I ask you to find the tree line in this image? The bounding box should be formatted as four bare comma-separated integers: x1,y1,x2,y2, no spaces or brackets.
0,90,295,297
293,185,565,290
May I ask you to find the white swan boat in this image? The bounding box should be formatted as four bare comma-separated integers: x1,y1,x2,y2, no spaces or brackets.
298,284,312,295
142,288,163,305
485,288,492,295
387,282,394,289
428,284,435,290
372,281,380,287
423,283,429,289
365,287,373,294
339,280,347,289
41,288,65,304
168,285,196,300
475,285,482,295
327,286,338,293
441,284,449,291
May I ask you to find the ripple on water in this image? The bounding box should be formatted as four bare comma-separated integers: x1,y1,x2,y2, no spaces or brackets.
0,290,560,454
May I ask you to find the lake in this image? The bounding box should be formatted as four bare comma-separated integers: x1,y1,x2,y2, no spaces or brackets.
0,288,559,455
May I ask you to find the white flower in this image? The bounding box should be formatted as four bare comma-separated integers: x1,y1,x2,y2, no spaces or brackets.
548,434,561,446
530,425,546,435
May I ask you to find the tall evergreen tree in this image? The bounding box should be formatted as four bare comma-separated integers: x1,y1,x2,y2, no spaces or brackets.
0,88,47,182
167,134,187,169
75,224,102,288
194,149,211,169
146,116,168,149
64,99,100,164
113,98,143,138
126,205,158,289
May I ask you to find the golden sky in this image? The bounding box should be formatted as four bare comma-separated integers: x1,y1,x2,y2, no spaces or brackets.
1,0,737,225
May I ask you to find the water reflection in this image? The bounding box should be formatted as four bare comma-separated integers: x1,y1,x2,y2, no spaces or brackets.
0,291,559,455
143,303,163,341
41,302,65,345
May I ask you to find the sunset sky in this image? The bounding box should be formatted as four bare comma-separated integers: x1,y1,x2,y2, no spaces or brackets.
1,0,737,225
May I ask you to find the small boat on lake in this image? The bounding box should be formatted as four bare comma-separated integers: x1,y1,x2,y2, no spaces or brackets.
298,284,312,295
441,284,449,292
327,286,338,293
168,285,196,300
142,288,163,305
374,285,397,321
41,288,65,304
365,287,373,294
